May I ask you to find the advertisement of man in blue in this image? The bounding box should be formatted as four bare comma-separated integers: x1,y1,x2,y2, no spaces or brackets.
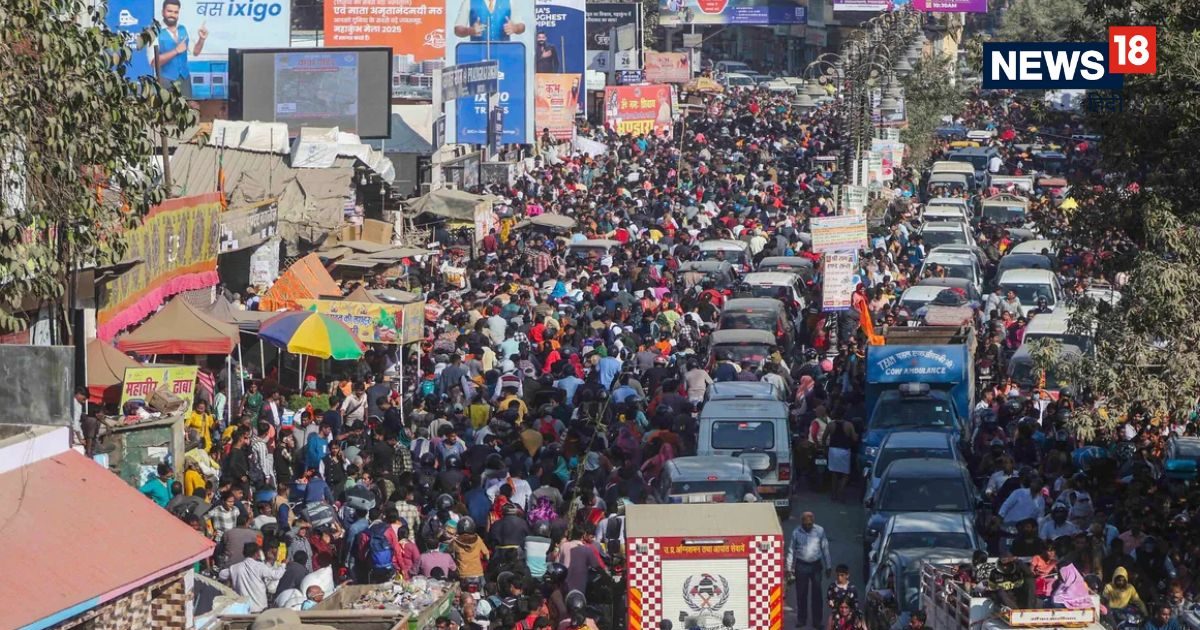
447,0,536,145
153,0,208,95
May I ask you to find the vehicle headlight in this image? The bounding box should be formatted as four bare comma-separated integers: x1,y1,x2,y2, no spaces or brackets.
864,446,879,459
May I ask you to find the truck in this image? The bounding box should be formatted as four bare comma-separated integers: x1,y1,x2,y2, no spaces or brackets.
626,503,784,630
919,559,1108,630
860,325,976,469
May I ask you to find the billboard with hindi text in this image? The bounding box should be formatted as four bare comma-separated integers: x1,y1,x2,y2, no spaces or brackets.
644,51,691,83
659,0,806,26
324,0,447,61
603,85,674,138
536,0,586,113
120,366,201,411
536,74,581,139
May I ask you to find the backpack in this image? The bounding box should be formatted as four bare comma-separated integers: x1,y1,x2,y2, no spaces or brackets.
170,499,197,521
419,379,437,398
362,522,394,569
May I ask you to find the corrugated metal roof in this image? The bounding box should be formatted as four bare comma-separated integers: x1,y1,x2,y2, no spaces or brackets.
0,450,214,629
626,503,783,538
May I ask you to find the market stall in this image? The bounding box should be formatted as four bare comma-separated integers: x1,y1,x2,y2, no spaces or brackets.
258,253,342,312
116,297,238,356
86,338,141,405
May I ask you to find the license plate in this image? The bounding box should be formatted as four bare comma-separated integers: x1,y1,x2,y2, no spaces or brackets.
815,458,828,466
773,499,790,507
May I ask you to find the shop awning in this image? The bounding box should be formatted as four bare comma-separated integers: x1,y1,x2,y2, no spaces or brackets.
405,188,494,222
86,339,141,404
258,253,342,311
204,295,277,332
116,298,239,355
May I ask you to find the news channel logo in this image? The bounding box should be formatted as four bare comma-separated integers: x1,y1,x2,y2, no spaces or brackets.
982,26,1157,91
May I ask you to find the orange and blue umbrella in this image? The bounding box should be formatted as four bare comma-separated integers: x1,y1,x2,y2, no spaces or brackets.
259,311,366,360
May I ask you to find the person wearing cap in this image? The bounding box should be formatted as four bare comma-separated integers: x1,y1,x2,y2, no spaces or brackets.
1039,502,1081,541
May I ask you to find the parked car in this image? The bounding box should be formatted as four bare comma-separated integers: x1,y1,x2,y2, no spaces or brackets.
996,268,1065,316
654,456,761,504
740,271,808,311
718,297,795,355
868,512,984,577
865,430,963,495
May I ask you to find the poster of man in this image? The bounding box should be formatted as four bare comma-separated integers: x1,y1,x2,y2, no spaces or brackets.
536,32,561,72
153,0,208,96
454,0,526,42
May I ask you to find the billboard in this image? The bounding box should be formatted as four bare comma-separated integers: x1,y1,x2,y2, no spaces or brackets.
603,85,674,138
536,74,581,140
324,0,446,60
644,51,691,83
821,253,859,311
832,0,889,10
106,0,156,79
445,0,536,145
913,0,986,11
585,3,640,74
659,0,806,26
810,215,869,252
229,48,393,138
536,0,586,113
159,0,291,68
298,300,425,344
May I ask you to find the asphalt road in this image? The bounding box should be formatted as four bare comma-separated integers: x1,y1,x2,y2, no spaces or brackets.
782,487,868,630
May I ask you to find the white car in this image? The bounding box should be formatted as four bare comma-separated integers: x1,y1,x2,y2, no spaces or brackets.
918,221,974,250
868,512,985,577
997,268,1065,316
920,251,982,293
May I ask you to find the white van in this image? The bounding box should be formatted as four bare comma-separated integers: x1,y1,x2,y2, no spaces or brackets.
996,268,1064,316
922,203,971,224
920,251,982,293
1022,309,1092,352
698,397,792,516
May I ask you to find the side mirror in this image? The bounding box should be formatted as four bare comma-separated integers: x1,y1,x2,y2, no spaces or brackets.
864,497,875,509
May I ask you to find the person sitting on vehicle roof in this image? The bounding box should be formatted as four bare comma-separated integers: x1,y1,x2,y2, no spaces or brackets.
984,552,1035,610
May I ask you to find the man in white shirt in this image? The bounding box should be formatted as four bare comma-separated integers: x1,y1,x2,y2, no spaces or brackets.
999,477,1047,527
1038,503,1081,541
219,542,287,613
988,153,1003,173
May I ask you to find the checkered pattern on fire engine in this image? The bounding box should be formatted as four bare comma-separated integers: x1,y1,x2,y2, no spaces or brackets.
749,535,783,628
627,537,663,624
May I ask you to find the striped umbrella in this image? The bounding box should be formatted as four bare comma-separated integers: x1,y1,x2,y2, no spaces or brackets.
259,311,366,360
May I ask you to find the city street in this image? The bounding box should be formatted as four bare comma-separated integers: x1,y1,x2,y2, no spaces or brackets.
782,487,868,629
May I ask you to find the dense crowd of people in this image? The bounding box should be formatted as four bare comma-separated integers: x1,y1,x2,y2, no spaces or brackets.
87,78,1199,630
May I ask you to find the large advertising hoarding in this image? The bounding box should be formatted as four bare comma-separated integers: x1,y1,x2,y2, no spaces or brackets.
658,0,806,26
536,74,581,140
913,0,986,11
168,0,291,60
535,0,586,114
832,0,889,11
120,366,201,411
603,85,674,138
585,3,639,75
106,0,156,79
445,0,536,145
324,0,446,60
644,52,691,83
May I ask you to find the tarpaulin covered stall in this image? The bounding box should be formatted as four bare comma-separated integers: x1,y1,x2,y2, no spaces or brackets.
86,339,141,404
258,253,342,312
116,298,239,356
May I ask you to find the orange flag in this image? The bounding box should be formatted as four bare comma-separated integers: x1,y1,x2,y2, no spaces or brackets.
857,298,885,346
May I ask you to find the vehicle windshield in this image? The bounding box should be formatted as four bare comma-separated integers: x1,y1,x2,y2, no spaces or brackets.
886,532,971,550
874,447,952,478
727,77,754,86
920,230,967,249
668,481,757,503
1000,282,1056,305
984,206,1026,221
711,420,775,450
952,154,989,170
928,262,973,281
1023,332,1092,353
747,285,792,300
878,477,970,511
871,398,956,429
1009,361,1068,390
711,343,774,364
699,249,747,263
719,311,777,330
759,263,814,279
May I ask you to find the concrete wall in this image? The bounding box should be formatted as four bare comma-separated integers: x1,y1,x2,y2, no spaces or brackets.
0,345,74,427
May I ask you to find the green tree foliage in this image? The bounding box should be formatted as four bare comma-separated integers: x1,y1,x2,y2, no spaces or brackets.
1038,0,1200,438
994,0,1085,43
0,0,195,330
900,54,964,166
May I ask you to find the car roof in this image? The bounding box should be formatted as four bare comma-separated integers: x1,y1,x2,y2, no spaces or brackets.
998,268,1057,283
900,286,945,300
679,260,734,272
918,277,972,289
699,239,750,251
710,329,778,345
924,252,975,265
921,222,967,232
880,431,954,449
743,272,800,286
708,381,778,401
1008,239,1056,255
1023,310,1073,334
927,197,968,206
666,456,754,479
885,512,971,532
759,256,814,268
569,238,620,248
881,458,968,478
723,297,784,311
725,72,752,78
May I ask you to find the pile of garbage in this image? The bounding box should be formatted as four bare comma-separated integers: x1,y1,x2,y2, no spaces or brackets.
345,576,453,614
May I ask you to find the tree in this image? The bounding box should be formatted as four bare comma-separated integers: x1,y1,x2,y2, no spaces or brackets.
1035,0,1200,439
993,0,1086,43
0,0,195,331
900,54,964,166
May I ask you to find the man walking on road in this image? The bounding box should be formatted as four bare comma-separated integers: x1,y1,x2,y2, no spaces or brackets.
787,511,832,630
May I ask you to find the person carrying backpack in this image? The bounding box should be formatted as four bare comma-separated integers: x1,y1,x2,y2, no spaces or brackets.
357,507,407,583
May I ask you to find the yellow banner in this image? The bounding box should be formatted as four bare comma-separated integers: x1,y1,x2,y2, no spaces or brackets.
119,366,200,411
299,299,427,345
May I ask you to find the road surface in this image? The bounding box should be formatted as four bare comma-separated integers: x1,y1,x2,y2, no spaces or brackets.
782,487,868,630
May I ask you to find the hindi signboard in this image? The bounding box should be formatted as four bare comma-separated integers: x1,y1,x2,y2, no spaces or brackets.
324,0,446,60
810,215,868,253
644,52,691,83
822,253,859,311
536,74,581,140
120,366,201,411
441,60,500,101
299,299,422,344
603,85,674,137
218,199,278,253
536,0,587,113
659,0,806,26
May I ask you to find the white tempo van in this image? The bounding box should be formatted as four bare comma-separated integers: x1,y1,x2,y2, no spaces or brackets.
698,396,793,516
